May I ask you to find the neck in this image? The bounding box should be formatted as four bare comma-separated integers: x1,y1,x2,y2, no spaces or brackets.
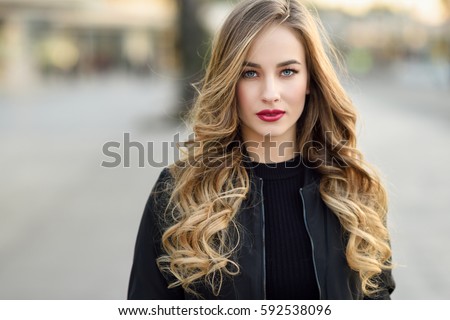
243,136,298,163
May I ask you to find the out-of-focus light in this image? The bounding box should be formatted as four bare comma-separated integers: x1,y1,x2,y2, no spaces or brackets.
411,1,447,26
123,31,152,66
42,36,80,71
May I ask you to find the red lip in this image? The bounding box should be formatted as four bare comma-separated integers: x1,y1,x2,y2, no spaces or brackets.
256,109,285,122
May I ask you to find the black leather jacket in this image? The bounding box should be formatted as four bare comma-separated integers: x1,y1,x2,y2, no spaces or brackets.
128,166,395,300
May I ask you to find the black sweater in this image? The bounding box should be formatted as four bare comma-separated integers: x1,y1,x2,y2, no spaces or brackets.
252,155,320,299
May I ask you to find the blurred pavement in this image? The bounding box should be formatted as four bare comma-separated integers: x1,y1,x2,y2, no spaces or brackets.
0,68,449,299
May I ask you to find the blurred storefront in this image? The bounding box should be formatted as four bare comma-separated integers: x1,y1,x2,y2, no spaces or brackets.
0,0,178,89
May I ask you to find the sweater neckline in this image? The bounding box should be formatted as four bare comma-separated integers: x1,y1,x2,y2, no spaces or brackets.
250,154,304,180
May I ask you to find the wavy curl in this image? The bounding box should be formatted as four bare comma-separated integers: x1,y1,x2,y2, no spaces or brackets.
157,0,393,297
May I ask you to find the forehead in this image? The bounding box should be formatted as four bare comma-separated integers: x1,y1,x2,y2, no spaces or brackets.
244,23,306,63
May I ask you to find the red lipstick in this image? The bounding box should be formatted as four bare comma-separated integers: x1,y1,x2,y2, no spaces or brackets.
256,109,285,122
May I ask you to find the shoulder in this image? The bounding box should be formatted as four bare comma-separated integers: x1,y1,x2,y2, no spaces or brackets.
154,167,174,187
142,167,175,229
148,167,175,200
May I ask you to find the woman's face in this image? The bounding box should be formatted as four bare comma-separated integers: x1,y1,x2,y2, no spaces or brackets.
236,23,309,145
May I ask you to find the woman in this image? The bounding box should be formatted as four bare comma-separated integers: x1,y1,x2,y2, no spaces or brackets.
128,0,395,300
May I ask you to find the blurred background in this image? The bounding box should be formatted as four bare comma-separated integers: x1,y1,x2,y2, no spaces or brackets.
0,0,449,299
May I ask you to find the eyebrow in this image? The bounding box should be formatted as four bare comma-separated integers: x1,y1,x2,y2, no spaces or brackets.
243,59,301,68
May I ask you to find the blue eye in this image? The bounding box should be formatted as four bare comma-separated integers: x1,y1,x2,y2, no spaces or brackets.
242,70,258,78
281,69,296,76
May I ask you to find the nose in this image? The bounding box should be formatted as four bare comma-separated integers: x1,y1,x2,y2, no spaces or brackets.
261,77,280,103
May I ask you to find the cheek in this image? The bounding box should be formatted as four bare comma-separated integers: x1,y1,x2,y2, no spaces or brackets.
286,78,309,102
236,82,251,113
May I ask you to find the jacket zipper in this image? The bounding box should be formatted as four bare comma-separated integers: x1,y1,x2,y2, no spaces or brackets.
259,177,267,300
299,188,322,299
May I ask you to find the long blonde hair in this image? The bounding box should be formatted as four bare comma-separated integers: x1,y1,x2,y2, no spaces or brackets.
157,0,392,297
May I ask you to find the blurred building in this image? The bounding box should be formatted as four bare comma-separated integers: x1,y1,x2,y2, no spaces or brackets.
314,1,450,77
0,0,178,89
